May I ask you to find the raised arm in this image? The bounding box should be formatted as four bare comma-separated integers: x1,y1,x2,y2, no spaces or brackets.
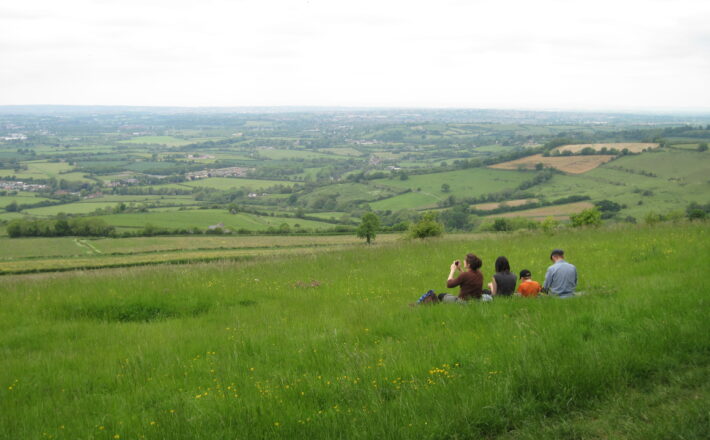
447,261,463,287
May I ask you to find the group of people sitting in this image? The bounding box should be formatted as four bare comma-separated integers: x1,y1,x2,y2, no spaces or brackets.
417,249,577,304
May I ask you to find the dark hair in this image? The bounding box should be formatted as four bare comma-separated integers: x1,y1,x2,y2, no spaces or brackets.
550,249,565,259
519,269,531,279
495,256,510,273
465,253,482,271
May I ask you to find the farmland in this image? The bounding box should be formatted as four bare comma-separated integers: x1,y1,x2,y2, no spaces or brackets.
0,223,707,438
489,153,616,174
495,201,595,220
0,108,708,236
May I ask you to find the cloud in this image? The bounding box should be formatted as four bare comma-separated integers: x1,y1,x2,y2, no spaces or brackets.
0,0,708,110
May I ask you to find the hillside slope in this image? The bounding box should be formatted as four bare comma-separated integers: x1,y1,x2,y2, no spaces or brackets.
0,223,708,439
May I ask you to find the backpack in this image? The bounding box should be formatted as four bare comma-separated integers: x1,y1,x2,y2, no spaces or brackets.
417,290,440,304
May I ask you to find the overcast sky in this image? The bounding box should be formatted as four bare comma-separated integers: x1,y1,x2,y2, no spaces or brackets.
1,0,708,111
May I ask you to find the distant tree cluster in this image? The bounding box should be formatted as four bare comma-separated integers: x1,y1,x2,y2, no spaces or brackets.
7,217,115,238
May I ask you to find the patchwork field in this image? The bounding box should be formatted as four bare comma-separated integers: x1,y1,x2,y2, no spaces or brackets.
490,154,616,174
554,143,658,154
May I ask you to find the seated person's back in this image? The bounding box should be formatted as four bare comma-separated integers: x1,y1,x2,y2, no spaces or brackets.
516,269,541,297
493,271,517,295
543,249,577,297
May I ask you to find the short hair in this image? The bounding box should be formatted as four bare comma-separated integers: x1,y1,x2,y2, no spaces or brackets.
550,249,565,259
466,253,482,270
519,269,531,279
495,256,510,273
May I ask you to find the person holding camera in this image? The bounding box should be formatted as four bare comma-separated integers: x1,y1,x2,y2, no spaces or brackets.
439,253,484,303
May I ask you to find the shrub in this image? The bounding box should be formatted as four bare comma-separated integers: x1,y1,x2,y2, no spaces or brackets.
407,212,444,239
570,208,602,227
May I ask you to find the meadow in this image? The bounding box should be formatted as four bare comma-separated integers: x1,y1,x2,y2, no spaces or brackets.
0,222,707,439
92,210,335,232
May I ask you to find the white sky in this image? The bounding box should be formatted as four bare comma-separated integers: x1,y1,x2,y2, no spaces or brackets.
1,0,709,111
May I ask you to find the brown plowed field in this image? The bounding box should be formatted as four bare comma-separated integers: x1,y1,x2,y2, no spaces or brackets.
553,143,658,154
489,154,615,174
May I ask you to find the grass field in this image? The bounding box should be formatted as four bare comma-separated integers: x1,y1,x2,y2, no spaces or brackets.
118,136,222,147
0,234,401,273
494,201,594,220
181,178,293,191
93,210,335,231
490,154,616,174
370,191,441,210
373,168,531,198
0,160,93,182
554,143,658,154
0,193,52,208
0,223,707,439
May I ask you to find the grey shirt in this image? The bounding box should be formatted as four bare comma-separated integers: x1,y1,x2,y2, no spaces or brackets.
543,260,577,296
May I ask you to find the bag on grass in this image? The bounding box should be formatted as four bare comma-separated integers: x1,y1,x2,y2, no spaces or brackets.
417,290,440,304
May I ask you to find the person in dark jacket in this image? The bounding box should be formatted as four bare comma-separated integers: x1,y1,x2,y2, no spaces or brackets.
488,256,517,296
439,253,484,303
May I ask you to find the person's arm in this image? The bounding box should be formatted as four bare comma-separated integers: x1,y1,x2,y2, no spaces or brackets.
542,266,554,294
490,277,498,295
447,261,459,286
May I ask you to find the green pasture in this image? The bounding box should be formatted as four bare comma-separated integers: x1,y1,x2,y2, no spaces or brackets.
118,136,223,147
182,178,294,191
306,211,351,220
319,147,363,157
0,193,52,208
0,160,93,182
373,168,531,199
256,149,335,160
298,183,398,206
24,202,120,216
93,210,334,231
0,223,707,439
0,237,92,259
370,191,441,211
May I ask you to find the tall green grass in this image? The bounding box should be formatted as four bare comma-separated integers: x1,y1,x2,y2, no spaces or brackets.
0,223,708,439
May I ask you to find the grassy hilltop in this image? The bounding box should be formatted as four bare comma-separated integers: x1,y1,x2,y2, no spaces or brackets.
1,222,708,439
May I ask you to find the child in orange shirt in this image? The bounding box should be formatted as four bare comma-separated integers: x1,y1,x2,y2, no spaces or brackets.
516,269,542,297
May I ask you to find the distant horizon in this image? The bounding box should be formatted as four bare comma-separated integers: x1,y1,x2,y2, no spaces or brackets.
1,104,710,117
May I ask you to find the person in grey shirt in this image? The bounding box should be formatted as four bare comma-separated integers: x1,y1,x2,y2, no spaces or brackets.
542,249,577,298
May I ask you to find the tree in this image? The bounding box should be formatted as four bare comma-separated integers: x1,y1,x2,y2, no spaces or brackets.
440,205,470,231
698,143,708,152
492,218,512,231
407,212,444,239
570,208,602,227
441,183,451,193
356,212,380,244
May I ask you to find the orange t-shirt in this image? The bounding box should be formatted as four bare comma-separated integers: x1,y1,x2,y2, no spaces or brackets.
517,280,541,297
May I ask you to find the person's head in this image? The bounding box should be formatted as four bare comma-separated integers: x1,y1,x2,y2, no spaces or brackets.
495,256,510,273
550,249,565,262
465,253,482,271
519,269,532,280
